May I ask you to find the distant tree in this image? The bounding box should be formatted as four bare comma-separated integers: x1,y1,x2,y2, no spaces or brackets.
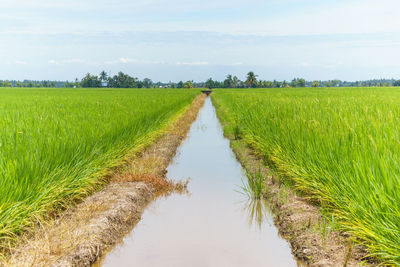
107,72,137,88
232,76,239,88
177,81,184,88
81,73,102,88
246,71,258,88
183,81,194,89
74,78,80,88
0,81,12,87
205,78,214,89
260,80,273,88
65,81,75,88
224,75,234,88
99,71,108,86
142,78,153,88
100,71,107,81
290,78,306,87
42,81,48,87
297,78,306,87
312,80,320,87
393,80,400,86
282,80,290,88
214,81,224,88
272,80,281,88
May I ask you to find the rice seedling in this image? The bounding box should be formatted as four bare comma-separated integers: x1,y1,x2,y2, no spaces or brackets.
239,169,265,199
0,88,199,251
212,87,400,265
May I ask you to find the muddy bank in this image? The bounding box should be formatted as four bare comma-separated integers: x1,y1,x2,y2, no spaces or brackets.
212,102,369,267
5,94,206,267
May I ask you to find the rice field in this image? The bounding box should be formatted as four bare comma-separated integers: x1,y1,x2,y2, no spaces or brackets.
0,88,199,248
212,88,400,265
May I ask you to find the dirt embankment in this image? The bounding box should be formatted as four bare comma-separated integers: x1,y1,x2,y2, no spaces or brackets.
217,130,371,265
5,94,206,267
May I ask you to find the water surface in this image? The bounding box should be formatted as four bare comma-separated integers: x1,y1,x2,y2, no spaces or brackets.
97,97,303,267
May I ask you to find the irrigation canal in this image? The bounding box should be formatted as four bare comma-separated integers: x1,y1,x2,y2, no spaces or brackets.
95,97,304,266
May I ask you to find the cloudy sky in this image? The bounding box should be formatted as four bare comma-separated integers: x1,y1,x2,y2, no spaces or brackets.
1,0,400,82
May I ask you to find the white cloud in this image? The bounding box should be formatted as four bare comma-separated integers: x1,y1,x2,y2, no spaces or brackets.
230,62,243,66
48,59,86,65
176,61,209,66
104,58,164,65
15,60,27,65
48,59,59,65
296,62,312,67
63,59,86,63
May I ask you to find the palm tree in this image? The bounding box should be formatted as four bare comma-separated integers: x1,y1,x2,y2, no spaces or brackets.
246,71,258,88
233,76,239,88
100,71,108,84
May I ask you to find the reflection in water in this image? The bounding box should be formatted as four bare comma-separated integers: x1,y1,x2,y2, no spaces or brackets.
96,97,305,267
242,198,272,230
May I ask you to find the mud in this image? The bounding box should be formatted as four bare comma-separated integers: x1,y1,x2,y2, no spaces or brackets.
5,94,206,267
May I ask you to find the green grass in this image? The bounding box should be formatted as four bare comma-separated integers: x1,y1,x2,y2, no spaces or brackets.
239,170,265,199
212,87,400,265
0,88,199,249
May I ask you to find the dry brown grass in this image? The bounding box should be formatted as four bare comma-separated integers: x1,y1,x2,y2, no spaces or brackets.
117,173,173,192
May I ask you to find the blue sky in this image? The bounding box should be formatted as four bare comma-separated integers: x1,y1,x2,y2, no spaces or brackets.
1,0,400,82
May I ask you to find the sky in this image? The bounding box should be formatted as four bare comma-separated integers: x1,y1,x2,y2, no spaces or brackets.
1,0,400,82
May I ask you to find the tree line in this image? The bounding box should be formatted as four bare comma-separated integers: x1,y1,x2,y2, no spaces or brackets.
80,71,197,88
1,71,400,88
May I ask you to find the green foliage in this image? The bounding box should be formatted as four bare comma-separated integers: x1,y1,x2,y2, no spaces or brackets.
107,72,138,88
205,78,214,89
291,78,306,87
245,71,258,88
312,80,320,87
213,87,400,265
0,88,198,247
239,170,265,199
80,73,102,88
0,81,12,87
183,81,194,88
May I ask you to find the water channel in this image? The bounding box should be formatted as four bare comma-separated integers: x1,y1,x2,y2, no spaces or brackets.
96,97,304,266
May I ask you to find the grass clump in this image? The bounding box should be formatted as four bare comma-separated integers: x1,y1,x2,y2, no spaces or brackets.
239,169,265,199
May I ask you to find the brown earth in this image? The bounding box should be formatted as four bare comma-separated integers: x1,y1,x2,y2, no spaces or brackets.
4,94,206,267
218,123,373,266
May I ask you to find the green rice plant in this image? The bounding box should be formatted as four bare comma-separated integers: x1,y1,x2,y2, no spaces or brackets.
212,87,400,265
239,169,265,199
0,88,199,252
